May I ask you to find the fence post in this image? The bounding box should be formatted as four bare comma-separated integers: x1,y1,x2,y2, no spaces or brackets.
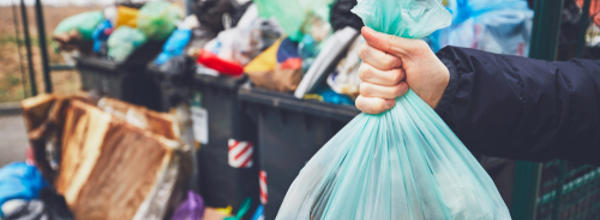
20,0,38,96
510,0,564,219
34,0,52,93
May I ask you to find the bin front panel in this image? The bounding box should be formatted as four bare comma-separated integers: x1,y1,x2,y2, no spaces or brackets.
256,106,347,220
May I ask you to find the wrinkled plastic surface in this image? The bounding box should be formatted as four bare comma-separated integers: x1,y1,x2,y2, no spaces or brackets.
197,49,244,76
330,0,364,31
250,205,264,220
137,1,183,41
254,0,333,41
277,0,511,219
107,26,147,62
201,4,281,75
155,29,192,65
54,11,104,41
431,0,533,56
171,191,205,220
0,162,48,218
92,20,113,53
115,6,139,28
351,0,451,38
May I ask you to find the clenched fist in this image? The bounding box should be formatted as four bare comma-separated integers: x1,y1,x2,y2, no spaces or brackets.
355,27,450,114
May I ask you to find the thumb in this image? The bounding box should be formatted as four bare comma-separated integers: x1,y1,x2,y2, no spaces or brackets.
361,26,418,58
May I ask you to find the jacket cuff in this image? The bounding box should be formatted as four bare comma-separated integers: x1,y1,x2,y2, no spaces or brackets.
434,56,458,118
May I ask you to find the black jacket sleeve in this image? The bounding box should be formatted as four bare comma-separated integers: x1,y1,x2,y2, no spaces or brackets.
434,46,600,165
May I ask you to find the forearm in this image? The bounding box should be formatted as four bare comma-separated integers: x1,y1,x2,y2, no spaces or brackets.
434,46,600,164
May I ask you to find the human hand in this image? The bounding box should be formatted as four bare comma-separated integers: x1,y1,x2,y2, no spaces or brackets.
355,27,450,114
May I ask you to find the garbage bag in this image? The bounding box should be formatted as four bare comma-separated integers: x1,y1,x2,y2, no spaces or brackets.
107,26,147,62
115,6,139,28
431,0,533,56
276,0,511,219
246,37,303,92
171,191,205,220
137,1,183,41
3,189,74,220
155,29,192,65
92,19,113,54
54,11,104,41
192,0,253,34
330,0,364,31
0,162,49,218
254,0,333,41
199,4,281,75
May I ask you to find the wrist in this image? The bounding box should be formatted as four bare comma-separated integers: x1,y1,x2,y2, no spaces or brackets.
430,66,450,108
434,56,458,116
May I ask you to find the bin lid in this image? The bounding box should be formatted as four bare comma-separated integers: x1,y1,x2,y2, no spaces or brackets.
75,56,120,73
238,87,359,122
191,73,247,91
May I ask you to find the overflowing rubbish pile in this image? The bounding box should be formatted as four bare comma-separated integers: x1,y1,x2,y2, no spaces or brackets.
14,0,600,219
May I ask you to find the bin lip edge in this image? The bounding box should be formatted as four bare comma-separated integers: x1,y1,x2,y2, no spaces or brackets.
238,87,359,121
75,56,121,72
189,73,247,91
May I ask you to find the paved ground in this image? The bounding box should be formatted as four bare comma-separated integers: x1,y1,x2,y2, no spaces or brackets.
0,114,28,167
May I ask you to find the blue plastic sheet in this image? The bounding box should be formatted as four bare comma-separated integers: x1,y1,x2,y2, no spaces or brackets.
0,162,48,218
276,0,511,219
92,20,113,53
154,29,192,65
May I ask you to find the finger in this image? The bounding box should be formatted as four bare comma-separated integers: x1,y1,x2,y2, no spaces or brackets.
355,95,396,114
361,26,422,57
359,44,403,70
360,81,408,99
358,63,405,86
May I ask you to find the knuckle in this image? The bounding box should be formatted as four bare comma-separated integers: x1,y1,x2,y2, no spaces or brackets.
359,82,371,96
356,96,375,114
390,69,403,83
381,57,397,70
355,96,366,111
358,64,370,81
358,45,370,59
381,58,393,69
375,100,387,112
392,85,404,97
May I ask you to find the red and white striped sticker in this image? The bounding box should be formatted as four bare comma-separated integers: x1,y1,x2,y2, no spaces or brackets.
228,139,254,168
259,170,268,204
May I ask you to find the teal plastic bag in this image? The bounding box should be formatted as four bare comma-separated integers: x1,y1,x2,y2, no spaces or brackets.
276,0,511,219
254,0,333,41
107,27,147,62
53,11,104,41
137,1,183,41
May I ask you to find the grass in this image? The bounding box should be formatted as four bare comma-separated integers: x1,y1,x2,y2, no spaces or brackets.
0,6,97,103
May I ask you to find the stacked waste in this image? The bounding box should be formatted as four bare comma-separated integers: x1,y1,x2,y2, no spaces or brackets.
39,0,546,219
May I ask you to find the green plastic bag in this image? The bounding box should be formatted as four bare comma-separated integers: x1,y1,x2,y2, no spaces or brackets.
53,11,104,41
276,0,511,219
137,1,183,41
107,27,147,62
254,0,333,41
